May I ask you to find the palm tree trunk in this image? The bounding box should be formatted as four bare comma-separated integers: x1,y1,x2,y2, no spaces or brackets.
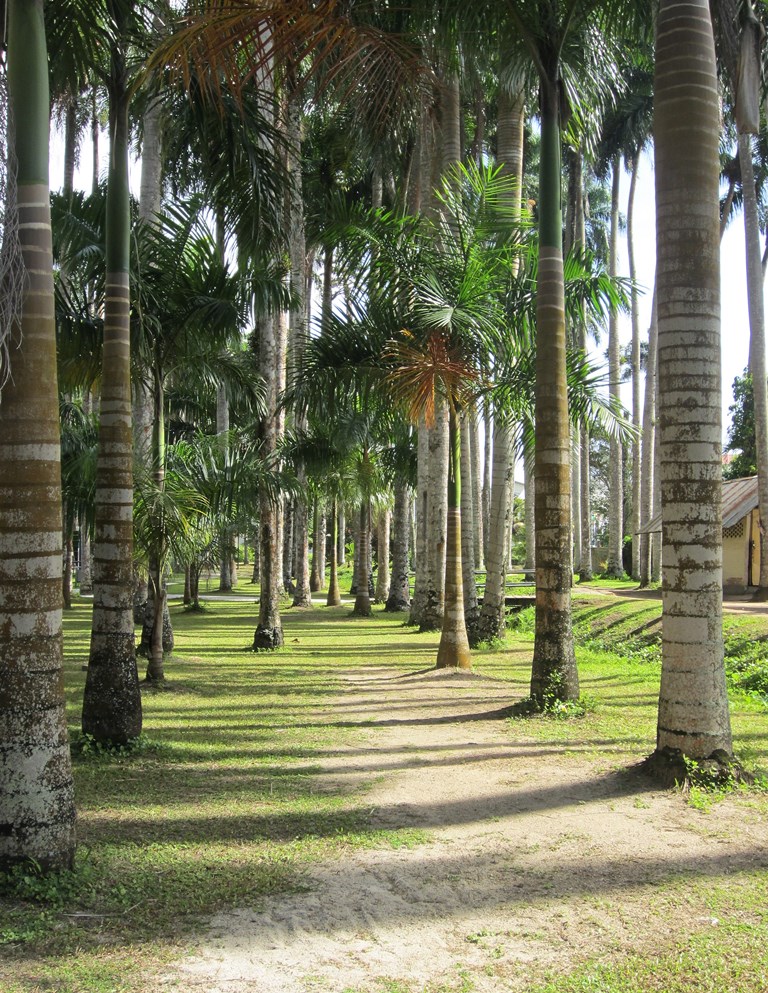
253,306,286,649
652,0,732,762
409,417,429,625
83,39,142,744
310,499,323,592
531,74,578,705
385,480,411,611
627,155,642,580
639,291,658,587
524,449,535,571
375,508,391,603
460,411,479,638
287,85,312,609
436,406,471,669
482,399,492,568
469,409,484,570
739,132,768,593
352,501,372,616
475,420,514,644
421,404,448,631
337,507,346,565
0,0,76,869
326,499,342,606
606,154,624,578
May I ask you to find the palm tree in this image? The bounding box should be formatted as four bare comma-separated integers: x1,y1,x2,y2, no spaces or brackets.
77,0,151,744
500,2,638,705
648,0,733,770
0,0,76,870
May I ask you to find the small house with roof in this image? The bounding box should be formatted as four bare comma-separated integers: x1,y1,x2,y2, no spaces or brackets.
641,475,761,594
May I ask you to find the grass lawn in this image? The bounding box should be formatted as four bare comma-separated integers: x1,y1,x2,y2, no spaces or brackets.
3,584,768,992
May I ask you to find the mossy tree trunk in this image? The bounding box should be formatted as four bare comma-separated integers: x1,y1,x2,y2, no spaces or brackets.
0,0,76,869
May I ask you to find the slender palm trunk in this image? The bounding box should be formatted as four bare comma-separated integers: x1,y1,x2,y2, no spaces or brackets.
287,88,312,609
531,75,578,705
474,84,525,643
460,412,479,638
470,410,484,569
436,407,471,669
652,0,732,761
83,44,142,743
476,420,514,644
375,509,391,603
409,417,429,625
79,514,93,594
253,305,287,649
606,155,624,578
421,404,448,630
310,500,324,592
145,368,167,682
352,500,372,617
627,156,642,580
739,132,768,593
326,499,342,606
524,450,535,571
639,292,659,587
385,480,411,611
0,0,76,868
482,399,492,568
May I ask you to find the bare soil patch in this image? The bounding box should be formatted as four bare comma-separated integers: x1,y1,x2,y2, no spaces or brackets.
164,666,768,993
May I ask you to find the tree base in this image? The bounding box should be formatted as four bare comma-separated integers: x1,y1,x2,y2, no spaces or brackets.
640,746,752,789
252,626,284,651
384,597,410,612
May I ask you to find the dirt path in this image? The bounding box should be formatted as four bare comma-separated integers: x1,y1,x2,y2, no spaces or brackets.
167,667,768,993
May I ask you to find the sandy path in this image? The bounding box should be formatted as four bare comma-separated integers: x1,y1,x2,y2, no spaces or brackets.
168,666,768,993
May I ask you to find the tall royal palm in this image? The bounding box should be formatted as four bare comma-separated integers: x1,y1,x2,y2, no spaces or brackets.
650,0,733,765
80,1,152,742
501,0,643,705
0,0,76,869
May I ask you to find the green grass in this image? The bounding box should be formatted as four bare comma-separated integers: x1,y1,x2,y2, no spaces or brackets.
5,583,768,992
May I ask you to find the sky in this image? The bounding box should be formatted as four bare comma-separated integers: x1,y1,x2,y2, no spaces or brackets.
51,131,755,445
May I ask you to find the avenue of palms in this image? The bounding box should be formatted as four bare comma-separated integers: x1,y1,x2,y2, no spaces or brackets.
0,0,759,928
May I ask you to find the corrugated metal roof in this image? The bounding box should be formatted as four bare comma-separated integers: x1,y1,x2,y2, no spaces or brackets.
638,475,758,534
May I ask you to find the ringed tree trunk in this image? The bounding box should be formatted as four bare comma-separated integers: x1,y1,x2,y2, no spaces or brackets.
82,42,142,744
409,416,429,625
375,507,391,604
627,155,642,580
309,500,325,592
606,153,624,579
0,0,76,869
326,498,342,606
469,408,484,569
385,480,411,611
475,419,514,644
144,365,168,682
287,85,312,610
524,449,535,571
651,0,732,765
639,292,659,587
739,132,768,594
253,306,287,650
482,399,492,568
460,412,479,639
436,406,471,669
421,401,449,631
79,514,93,593
352,500,372,617
490,81,526,611
530,73,579,706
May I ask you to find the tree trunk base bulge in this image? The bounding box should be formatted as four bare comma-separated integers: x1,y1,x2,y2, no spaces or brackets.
640,746,751,790
252,626,284,650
